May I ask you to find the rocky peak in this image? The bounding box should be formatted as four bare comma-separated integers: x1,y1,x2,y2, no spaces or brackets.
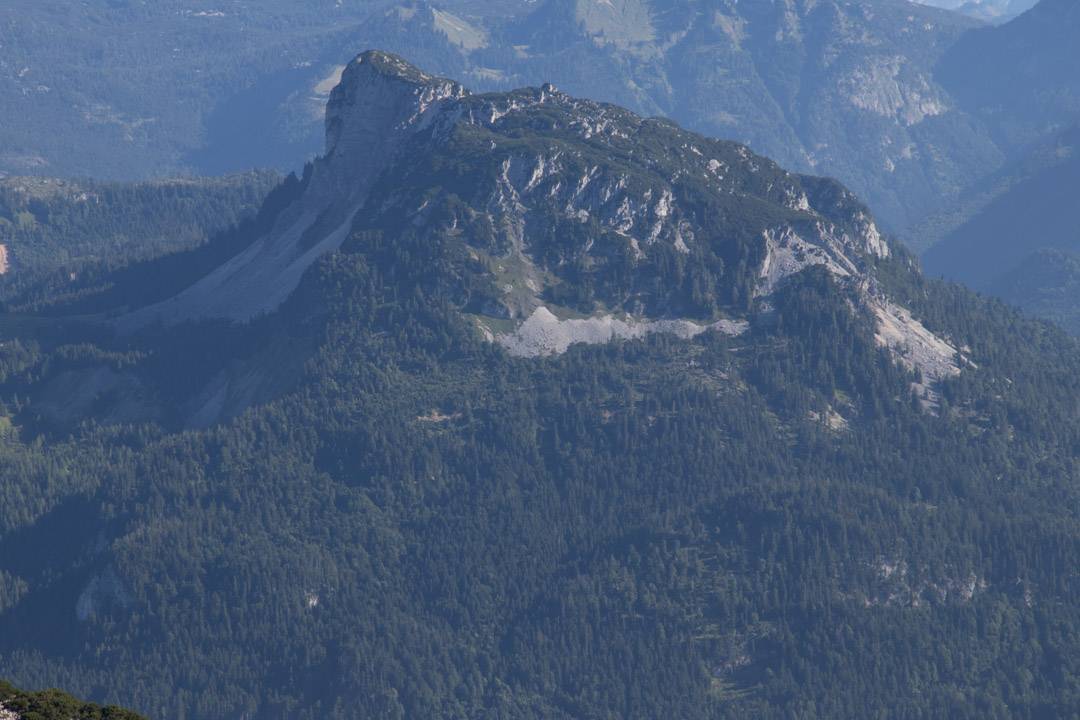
120,51,467,329
317,50,467,198
119,51,961,394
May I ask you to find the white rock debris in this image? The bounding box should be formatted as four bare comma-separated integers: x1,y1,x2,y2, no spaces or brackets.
873,300,960,383
496,306,747,357
755,218,957,392
861,555,987,608
756,225,857,297
0,244,8,275
857,213,890,258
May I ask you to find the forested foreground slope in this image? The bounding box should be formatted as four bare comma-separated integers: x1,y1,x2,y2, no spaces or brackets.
0,53,1077,720
0,680,144,720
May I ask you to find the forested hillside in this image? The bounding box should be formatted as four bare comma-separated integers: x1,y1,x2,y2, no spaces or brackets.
988,249,1080,335
0,172,278,312
0,53,1077,719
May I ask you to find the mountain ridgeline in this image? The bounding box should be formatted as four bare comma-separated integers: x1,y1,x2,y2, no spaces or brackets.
0,52,1078,719
3,0,1075,242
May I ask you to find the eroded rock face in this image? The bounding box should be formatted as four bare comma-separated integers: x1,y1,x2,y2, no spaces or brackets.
318,53,466,200
119,52,467,330
493,306,748,358
873,300,962,384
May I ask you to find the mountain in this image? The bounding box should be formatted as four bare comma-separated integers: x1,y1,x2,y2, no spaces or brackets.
1,51,1078,719
936,0,1080,152
988,249,1080,335
0,0,1024,238
119,51,894,334
921,124,1080,289
915,0,1038,22
0,680,144,720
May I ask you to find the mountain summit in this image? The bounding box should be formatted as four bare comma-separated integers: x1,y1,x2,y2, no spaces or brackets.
120,52,958,387
121,52,466,328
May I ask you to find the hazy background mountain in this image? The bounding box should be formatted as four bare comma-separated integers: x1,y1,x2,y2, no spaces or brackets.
0,0,529,176
921,125,1080,287
914,0,1037,22
936,0,1080,153
0,0,1052,239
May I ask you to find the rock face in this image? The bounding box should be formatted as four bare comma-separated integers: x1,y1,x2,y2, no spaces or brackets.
354,0,997,233
120,54,467,329
120,51,957,388
317,53,466,201
915,0,1037,22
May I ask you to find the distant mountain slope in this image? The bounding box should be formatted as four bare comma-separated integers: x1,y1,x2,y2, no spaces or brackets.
919,124,1080,338
989,249,1080,334
936,0,1080,151
915,0,1037,22
0,0,533,179
1,52,1079,719
913,1,1080,333
921,125,1080,288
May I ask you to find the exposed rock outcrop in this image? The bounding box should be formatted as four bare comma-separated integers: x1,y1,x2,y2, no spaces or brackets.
493,306,748,358
119,52,466,329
